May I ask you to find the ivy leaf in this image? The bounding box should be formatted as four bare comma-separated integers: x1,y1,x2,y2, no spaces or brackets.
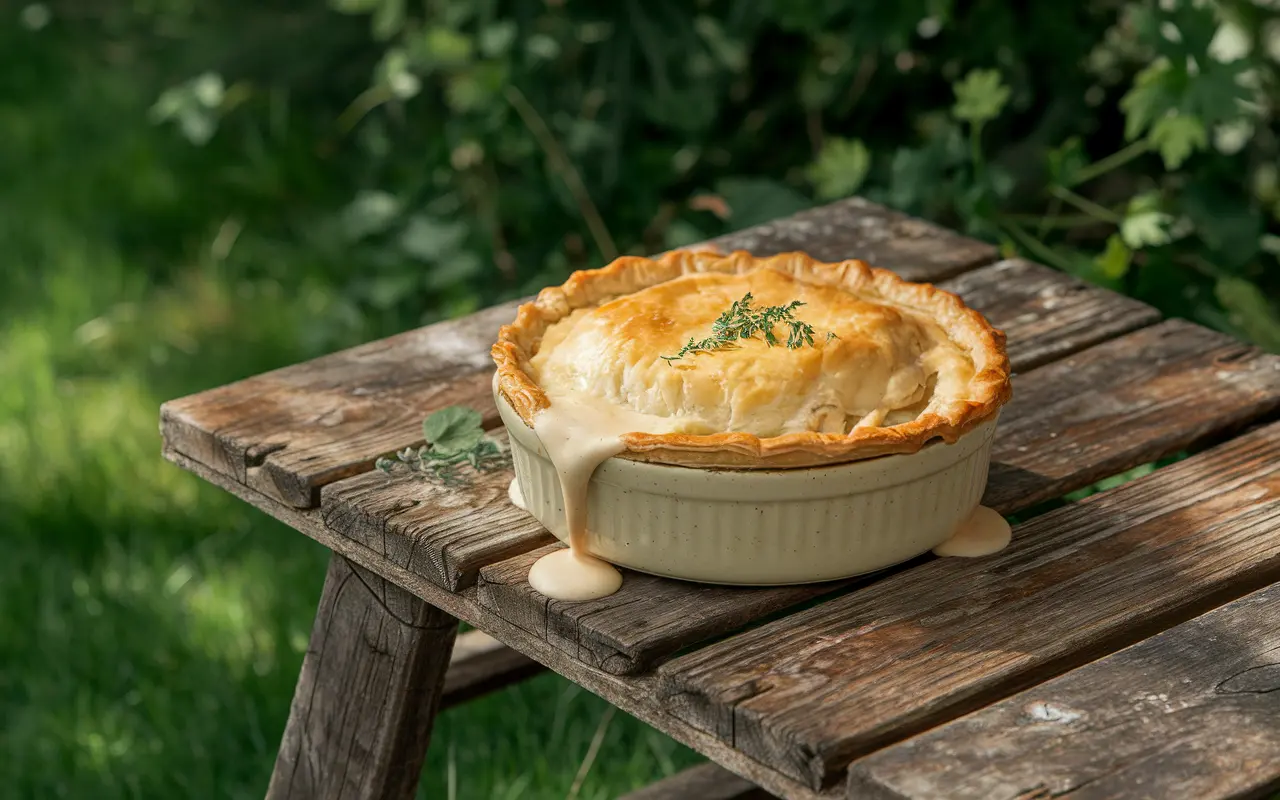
1093,235,1132,281
1121,192,1173,249
1119,61,1184,141
1216,277,1280,353
1149,114,1207,169
1181,59,1253,126
330,0,383,13
714,177,811,228
1047,137,1086,187
423,406,485,456
341,190,402,241
951,69,1010,126
806,137,871,200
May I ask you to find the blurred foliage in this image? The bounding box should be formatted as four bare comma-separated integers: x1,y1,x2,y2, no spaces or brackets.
37,0,1276,350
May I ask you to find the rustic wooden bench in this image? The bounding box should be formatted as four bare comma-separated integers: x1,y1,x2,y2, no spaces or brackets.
160,197,1280,800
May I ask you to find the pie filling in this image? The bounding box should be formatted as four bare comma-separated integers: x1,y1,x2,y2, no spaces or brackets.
496,255,1013,602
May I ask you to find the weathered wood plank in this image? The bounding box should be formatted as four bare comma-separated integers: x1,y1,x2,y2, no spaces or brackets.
163,447,839,800
266,554,458,800
655,423,1280,790
320,429,555,591
471,320,1280,676
620,762,777,800
709,197,996,281
984,318,1280,512
940,259,1158,372
160,300,521,507
441,629,543,711
478,550,853,675
846,583,1280,800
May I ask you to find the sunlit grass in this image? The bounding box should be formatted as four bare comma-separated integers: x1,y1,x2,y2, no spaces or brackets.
0,28,700,800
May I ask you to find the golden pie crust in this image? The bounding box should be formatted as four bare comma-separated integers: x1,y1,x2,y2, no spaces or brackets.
492,249,1011,468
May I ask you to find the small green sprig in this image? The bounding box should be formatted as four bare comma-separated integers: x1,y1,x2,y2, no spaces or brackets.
375,405,511,487
661,292,837,363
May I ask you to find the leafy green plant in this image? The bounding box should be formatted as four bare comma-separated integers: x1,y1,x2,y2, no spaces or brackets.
130,0,1278,351
375,405,509,485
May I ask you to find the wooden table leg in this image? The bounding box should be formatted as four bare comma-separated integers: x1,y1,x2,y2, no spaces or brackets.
266,554,459,800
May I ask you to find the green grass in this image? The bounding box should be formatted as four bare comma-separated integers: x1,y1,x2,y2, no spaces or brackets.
0,26,701,800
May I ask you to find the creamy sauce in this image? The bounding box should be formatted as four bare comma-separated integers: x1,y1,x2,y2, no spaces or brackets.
527,391,680,602
528,547,622,601
507,478,526,511
932,505,1011,558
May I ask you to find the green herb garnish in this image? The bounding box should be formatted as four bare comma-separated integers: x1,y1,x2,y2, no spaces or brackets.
375,405,510,486
660,292,836,363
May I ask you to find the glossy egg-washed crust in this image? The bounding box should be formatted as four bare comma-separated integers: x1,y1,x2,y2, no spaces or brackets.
492,250,1012,468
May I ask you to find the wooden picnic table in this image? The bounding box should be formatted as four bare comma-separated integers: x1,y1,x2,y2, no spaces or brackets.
160,198,1280,800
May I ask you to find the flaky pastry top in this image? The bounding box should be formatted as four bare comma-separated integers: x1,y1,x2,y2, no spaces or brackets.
492,250,1011,468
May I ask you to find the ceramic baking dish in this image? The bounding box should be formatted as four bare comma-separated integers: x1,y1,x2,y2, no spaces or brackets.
497,390,998,586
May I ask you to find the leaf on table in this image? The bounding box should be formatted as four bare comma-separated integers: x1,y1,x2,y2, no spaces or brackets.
424,406,485,456
951,69,1010,126
806,137,871,200
1149,114,1207,169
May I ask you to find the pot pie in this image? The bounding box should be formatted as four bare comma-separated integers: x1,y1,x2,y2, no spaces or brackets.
491,250,1013,600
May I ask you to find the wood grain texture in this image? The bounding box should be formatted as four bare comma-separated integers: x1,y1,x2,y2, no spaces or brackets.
846,583,1280,800
161,300,521,507
619,762,777,800
471,320,1279,676
939,259,1158,372
656,423,1280,790
709,197,997,282
162,447,839,800
478,547,853,674
441,629,542,711
266,555,458,800
320,429,554,591
985,319,1280,512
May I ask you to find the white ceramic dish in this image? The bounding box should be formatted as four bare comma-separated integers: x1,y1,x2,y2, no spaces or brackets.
497,391,998,586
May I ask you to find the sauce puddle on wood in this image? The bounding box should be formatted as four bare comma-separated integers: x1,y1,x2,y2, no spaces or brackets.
525,392,680,602
932,505,1011,558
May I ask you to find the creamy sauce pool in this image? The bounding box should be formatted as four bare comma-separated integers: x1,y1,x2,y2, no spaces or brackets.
523,393,680,602
932,505,1011,558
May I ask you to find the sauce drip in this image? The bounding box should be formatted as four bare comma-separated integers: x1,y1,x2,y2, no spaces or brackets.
932,505,1011,558
507,478,526,511
527,392,677,602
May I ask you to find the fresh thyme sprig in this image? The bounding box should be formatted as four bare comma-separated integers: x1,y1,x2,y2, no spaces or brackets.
660,292,837,363
375,405,511,487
